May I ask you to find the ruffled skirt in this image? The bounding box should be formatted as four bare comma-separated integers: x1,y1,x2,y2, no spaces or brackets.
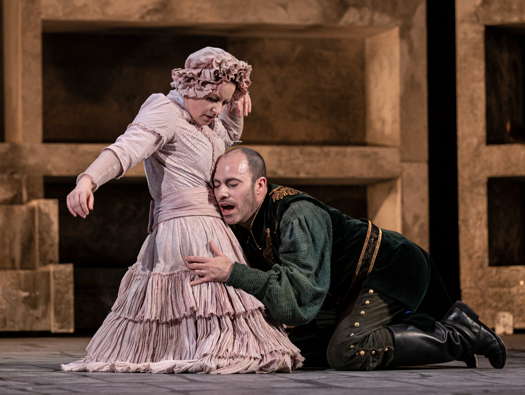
61,215,304,374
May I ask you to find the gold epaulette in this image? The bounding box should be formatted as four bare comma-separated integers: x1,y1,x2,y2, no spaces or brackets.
270,186,301,202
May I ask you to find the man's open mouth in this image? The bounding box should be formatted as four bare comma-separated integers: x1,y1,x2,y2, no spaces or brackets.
219,202,235,215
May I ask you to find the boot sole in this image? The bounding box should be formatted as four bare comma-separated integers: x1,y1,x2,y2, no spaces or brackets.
451,301,507,369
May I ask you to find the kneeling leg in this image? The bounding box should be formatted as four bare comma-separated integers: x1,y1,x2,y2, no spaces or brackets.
326,288,404,371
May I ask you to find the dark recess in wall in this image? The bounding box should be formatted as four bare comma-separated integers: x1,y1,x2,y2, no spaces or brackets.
485,26,525,144
44,177,150,332
488,177,525,267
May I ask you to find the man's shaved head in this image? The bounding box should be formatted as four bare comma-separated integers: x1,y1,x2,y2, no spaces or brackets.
213,147,268,226
220,146,266,181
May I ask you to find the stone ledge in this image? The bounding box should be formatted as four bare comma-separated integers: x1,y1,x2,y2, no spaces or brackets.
41,0,420,30
0,143,401,184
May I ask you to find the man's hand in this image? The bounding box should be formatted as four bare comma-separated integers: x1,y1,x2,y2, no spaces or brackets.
186,241,234,286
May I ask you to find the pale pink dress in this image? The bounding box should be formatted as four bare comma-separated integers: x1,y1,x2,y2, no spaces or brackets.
61,93,304,374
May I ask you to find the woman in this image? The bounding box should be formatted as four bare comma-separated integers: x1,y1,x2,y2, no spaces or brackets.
61,47,303,374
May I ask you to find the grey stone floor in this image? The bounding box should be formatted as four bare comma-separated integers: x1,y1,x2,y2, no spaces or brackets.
1,336,525,394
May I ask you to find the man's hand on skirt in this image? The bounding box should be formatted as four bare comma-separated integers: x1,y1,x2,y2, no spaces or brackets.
186,241,234,285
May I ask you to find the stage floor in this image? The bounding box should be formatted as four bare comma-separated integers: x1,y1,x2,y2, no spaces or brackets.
1,335,524,394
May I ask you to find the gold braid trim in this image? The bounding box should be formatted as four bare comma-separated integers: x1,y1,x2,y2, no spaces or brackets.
368,227,382,274
270,186,301,202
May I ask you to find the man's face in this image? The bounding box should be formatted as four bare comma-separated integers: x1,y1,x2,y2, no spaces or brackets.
213,151,263,225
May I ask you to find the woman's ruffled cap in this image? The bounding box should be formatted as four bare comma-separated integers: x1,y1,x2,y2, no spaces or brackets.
171,47,252,101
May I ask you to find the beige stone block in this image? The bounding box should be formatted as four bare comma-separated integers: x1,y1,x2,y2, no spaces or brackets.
0,143,26,174
0,174,28,204
365,28,400,147
462,273,525,328
399,0,427,162
401,162,429,249
0,268,51,331
458,178,488,291
30,199,59,266
49,264,74,333
495,312,514,336
3,0,43,143
254,145,401,184
482,145,525,177
25,175,44,201
367,178,401,233
0,205,38,270
469,0,525,25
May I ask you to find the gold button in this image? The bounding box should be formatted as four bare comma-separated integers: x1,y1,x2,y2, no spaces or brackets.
371,350,376,355
365,300,371,305
359,350,366,356
384,347,390,351
360,310,366,316
354,322,360,328
368,289,374,294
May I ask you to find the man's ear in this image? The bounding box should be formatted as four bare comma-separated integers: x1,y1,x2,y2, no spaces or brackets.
255,177,268,196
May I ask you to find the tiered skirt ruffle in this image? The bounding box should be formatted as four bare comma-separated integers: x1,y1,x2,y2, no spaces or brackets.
62,266,304,374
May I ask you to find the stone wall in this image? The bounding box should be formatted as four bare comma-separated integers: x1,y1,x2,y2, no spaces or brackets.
457,0,525,329
1,0,427,332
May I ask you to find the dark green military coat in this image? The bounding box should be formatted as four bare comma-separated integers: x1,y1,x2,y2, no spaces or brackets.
226,184,445,363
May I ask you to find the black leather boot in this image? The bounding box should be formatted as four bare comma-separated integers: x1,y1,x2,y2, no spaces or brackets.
442,301,506,369
388,301,506,369
388,321,477,368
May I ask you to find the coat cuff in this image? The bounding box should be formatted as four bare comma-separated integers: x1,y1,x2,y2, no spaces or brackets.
226,262,270,296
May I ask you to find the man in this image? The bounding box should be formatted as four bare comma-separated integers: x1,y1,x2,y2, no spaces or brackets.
186,147,506,370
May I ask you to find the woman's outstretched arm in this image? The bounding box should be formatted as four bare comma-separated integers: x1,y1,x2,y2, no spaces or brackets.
65,94,176,218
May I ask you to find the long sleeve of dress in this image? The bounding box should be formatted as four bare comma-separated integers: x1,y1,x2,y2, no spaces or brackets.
106,94,177,175
76,150,122,191
77,94,178,190
217,108,243,147
226,200,333,326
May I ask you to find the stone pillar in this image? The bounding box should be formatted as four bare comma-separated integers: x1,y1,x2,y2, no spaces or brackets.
3,0,42,144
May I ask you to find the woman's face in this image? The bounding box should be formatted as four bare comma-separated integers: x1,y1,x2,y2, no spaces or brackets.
184,82,236,126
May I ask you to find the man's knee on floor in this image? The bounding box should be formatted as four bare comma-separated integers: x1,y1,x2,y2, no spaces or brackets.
326,336,373,371
326,330,394,371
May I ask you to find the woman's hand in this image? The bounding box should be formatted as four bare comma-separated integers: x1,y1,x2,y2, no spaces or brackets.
66,175,95,218
230,92,252,117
